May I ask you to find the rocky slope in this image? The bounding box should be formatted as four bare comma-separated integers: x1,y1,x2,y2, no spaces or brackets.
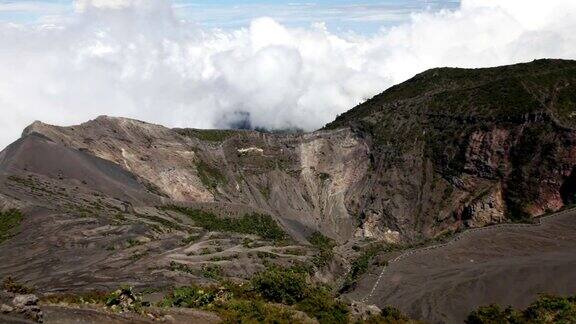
1,59,576,321
327,58,576,239
18,60,576,246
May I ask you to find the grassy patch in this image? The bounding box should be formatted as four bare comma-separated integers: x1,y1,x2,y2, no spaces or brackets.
308,232,336,268
259,185,271,200
126,238,143,248
202,265,223,280
182,233,202,245
341,244,384,292
158,265,353,323
196,159,227,189
283,248,307,256
467,294,576,324
170,261,196,275
164,206,287,241
42,291,110,305
0,209,23,244
257,251,278,259
2,276,34,294
138,213,183,231
176,128,239,142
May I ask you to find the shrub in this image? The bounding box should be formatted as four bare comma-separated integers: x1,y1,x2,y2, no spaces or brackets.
217,299,296,324
466,304,520,324
160,286,216,308
41,291,109,305
308,231,336,268
466,294,576,324
251,267,307,305
202,265,223,280
381,306,411,322
309,231,336,250
175,128,238,142
296,286,349,324
164,206,286,241
2,276,33,294
523,294,576,323
0,209,23,244
105,286,148,313
196,159,227,189
357,306,418,324
342,245,382,291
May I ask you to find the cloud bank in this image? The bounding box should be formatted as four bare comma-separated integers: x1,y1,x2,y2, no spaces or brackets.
0,0,576,149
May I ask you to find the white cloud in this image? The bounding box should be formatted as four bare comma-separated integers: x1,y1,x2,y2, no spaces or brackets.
0,0,575,149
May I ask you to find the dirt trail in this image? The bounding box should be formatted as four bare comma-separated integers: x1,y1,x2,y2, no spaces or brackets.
351,208,576,323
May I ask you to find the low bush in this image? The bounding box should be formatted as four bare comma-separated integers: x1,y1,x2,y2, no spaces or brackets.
357,306,419,324
296,286,349,324
466,294,576,324
164,206,286,241
0,209,23,244
251,266,307,305
308,231,336,268
160,285,217,308
2,276,34,294
217,299,296,324
341,245,381,292
202,265,223,280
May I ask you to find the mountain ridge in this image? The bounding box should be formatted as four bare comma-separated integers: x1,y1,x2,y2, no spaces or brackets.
2,59,576,322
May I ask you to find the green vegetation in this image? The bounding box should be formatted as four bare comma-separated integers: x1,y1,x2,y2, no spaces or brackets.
358,306,420,324
202,265,223,280
41,286,148,314
182,233,202,245
318,172,331,181
466,294,576,324
138,213,183,231
283,248,307,256
296,285,349,323
159,285,217,308
170,261,196,275
257,251,278,259
42,291,110,305
105,286,149,313
126,238,143,248
36,267,418,324
0,209,23,244
216,298,296,323
309,231,336,250
143,182,169,198
259,185,271,200
196,159,227,189
251,266,308,304
2,276,34,294
175,128,240,142
164,206,286,241
342,244,382,292
324,60,576,220
308,231,336,268
170,261,221,277
160,266,351,323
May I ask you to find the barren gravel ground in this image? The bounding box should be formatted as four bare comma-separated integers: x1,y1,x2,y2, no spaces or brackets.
347,210,576,323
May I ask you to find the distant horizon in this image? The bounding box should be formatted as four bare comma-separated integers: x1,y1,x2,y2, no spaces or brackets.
0,0,459,34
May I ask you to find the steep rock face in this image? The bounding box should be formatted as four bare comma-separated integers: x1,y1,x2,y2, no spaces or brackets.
327,59,576,240
22,117,370,242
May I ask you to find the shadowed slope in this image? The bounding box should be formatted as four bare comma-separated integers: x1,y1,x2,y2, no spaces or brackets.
0,133,158,204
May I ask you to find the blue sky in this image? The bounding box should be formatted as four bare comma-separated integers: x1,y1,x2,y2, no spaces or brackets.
0,0,460,34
